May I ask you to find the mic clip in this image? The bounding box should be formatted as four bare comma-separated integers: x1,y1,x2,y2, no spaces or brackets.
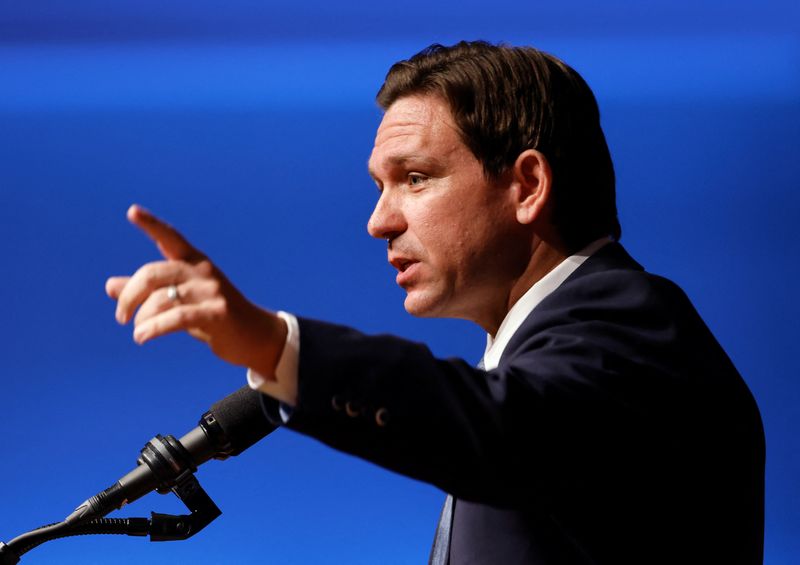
137,433,222,540
149,467,221,542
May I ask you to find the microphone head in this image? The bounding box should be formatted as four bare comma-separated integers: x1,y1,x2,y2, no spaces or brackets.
208,386,278,456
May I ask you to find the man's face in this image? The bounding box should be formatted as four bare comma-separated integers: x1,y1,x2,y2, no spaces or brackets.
367,95,525,323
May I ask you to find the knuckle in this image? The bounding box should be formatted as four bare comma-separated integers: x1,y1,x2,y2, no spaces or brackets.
194,260,214,277
143,263,160,284
206,278,222,296
176,308,191,326
209,298,228,319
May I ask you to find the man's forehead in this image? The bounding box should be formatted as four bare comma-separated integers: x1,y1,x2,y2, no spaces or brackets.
374,95,456,142
368,95,461,172
385,94,443,121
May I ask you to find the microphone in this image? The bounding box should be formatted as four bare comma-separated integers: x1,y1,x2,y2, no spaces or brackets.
65,386,277,525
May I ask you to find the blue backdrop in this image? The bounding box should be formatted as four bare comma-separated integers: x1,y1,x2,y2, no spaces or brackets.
1,2,798,563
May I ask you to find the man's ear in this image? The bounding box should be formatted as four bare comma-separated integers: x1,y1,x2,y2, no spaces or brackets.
511,149,552,225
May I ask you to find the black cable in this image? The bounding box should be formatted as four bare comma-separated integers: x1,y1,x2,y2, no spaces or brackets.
7,518,150,557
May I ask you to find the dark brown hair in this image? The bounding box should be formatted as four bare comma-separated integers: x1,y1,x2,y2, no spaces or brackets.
377,41,621,251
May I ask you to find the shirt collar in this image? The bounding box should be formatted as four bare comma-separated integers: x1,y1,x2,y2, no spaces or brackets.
482,237,612,370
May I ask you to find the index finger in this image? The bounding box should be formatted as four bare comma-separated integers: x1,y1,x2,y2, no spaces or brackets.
127,204,204,261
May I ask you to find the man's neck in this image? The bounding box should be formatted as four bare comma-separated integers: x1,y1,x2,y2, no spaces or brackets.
481,239,569,336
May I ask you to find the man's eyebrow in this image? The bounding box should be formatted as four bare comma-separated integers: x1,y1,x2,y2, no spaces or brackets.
367,154,445,180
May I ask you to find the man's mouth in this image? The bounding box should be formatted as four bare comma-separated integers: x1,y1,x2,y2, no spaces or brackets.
389,255,420,286
389,254,416,272
394,259,413,272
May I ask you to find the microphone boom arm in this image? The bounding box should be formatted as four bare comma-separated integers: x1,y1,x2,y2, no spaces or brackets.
1,386,274,563
0,433,222,563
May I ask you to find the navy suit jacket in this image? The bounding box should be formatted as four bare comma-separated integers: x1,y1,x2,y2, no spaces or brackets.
268,243,765,564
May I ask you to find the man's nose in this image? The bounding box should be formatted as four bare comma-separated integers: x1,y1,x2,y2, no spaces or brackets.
367,191,406,241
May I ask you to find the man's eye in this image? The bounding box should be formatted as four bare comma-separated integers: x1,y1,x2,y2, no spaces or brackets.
408,174,427,186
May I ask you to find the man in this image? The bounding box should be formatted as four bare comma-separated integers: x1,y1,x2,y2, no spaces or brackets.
107,42,765,563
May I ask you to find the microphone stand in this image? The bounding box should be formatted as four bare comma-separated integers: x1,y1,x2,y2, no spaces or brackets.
0,434,222,564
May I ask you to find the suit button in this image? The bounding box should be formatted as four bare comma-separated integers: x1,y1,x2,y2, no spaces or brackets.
375,407,390,427
345,401,361,417
331,395,345,411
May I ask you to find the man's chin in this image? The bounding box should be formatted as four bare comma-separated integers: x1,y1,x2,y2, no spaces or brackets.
403,290,445,318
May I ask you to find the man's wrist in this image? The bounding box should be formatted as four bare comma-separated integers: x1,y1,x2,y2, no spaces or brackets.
247,311,300,406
